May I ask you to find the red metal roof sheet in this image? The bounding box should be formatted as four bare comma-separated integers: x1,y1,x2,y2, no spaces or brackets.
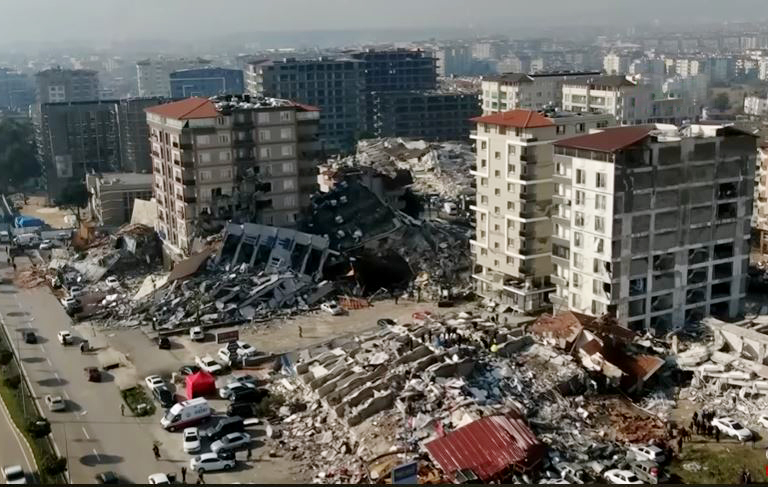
145,97,218,120
424,414,546,481
471,109,554,129
555,126,653,153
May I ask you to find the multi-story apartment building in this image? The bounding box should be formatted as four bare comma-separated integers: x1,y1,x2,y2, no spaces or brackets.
136,57,211,97
551,124,755,334
371,90,481,140
469,109,614,313
744,94,768,116
603,52,632,75
85,172,153,226
350,49,437,93
145,95,321,255
34,100,121,199
169,67,245,98
117,97,167,173
434,45,473,77
0,68,34,111
245,58,363,152
481,71,601,114
35,67,99,103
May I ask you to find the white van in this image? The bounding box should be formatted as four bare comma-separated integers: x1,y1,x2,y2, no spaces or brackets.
12,234,39,247
160,397,211,432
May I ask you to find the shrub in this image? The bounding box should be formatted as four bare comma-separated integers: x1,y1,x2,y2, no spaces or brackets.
26,417,51,438
4,374,20,389
42,455,67,475
0,350,13,367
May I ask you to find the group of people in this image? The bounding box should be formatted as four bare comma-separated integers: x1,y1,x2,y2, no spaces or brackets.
691,409,723,442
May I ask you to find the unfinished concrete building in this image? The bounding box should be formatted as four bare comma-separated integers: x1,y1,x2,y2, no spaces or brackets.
145,95,320,256
470,109,614,313
755,143,768,253
551,124,756,335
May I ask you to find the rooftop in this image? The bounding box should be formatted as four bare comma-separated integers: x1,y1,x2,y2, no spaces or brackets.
555,126,654,153
471,109,554,129
93,172,153,187
484,71,601,83
145,95,319,120
563,74,636,88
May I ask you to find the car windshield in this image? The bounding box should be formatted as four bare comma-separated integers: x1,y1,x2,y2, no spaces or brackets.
732,422,743,429
5,468,23,480
626,475,639,482
186,432,198,440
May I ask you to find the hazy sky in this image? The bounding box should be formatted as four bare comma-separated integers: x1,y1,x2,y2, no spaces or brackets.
1,0,766,43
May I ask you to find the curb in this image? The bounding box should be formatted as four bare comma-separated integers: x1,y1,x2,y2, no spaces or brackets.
0,379,37,477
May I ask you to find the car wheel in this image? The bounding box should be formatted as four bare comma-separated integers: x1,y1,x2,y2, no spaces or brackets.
197,468,205,473
224,463,233,470
168,425,176,432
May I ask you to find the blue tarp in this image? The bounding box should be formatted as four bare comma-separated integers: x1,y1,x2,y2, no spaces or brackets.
14,216,44,228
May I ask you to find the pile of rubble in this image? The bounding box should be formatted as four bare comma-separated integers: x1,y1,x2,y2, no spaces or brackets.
267,310,669,483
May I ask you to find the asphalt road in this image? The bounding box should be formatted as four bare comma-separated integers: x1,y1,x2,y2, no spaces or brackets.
0,376,36,482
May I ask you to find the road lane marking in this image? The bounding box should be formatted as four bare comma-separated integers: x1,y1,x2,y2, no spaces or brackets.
53,372,60,381
92,449,101,462
45,358,52,366
79,410,87,416
62,391,69,400
39,345,44,353
82,427,90,439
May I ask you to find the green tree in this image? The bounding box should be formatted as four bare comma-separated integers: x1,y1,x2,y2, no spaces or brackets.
712,92,730,111
0,120,38,191
57,182,90,224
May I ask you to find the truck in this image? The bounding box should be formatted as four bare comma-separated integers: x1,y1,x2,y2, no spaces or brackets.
160,397,211,432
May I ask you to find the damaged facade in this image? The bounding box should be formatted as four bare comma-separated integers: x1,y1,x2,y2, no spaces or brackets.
145,95,321,257
552,124,756,334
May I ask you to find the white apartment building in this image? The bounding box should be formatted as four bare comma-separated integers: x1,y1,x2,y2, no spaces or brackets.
744,95,768,116
551,124,755,334
562,75,653,125
481,71,600,114
469,109,614,313
145,95,320,256
603,52,631,75
137,58,211,97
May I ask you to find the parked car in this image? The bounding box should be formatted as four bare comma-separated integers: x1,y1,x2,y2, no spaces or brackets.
604,469,643,484
0,231,10,244
218,382,255,399
39,240,54,250
227,402,255,418
231,374,258,386
210,432,251,453
147,473,171,484
377,318,395,327
57,330,73,345
201,416,245,440
628,445,666,464
712,417,753,441
61,296,82,315
105,276,120,289
153,385,175,409
145,375,165,391
183,427,202,453
22,330,36,344
757,412,768,429
84,366,101,382
178,365,200,376
68,286,84,297
158,337,171,350
189,326,205,341
189,452,235,473
629,460,666,484
217,347,236,366
229,387,268,404
235,341,257,357
95,471,120,484
195,355,223,375
2,465,26,484
320,301,344,315
552,462,585,483
45,394,66,412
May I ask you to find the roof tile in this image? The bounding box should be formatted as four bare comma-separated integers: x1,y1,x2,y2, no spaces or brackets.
555,126,653,153
145,97,218,120
471,109,554,129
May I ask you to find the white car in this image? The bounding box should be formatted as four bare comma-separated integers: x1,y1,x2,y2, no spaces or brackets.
236,340,257,357
712,416,753,441
195,355,223,374
61,296,80,309
320,301,344,315
2,465,26,484
628,444,666,463
144,375,165,391
210,432,251,453
218,381,256,399
57,330,72,345
147,473,171,484
44,394,66,412
68,286,84,297
757,412,768,429
217,347,235,365
39,240,54,250
604,469,643,484
189,326,205,341
189,452,235,473
183,427,201,453
105,276,120,289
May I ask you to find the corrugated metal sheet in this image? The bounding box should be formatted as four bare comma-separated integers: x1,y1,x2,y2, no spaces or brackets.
424,414,546,481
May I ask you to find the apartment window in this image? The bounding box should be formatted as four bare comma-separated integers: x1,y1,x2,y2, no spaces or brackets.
281,145,294,156
508,163,516,174
221,168,233,179
200,170,211,181
480,196,488,204
506,256,513,264
494,170,501,177
595,194,606,210
594,237,605,254
196,135,210,145
508,145,516,155
556,125,566,135
282,162,296,173
575,190,585,206
279,111,292,121
574,232,583,248
573,273,581,288
594,216,605,233
593,258,604,274
596,172,607,189
480,177,488,187
260,147,272,159
216,116,225,125
575,123,585,133
200,152,211,163
258,129,271,141
481,141,487,149
593,279,603,294
480,159,487,168
507,201,514,210
494,188,500,196
575,211,585,227
218,134,230,144
219,151,231,161
280,128,293,139
572,294,581,308
494,223,500,231
597,120,609,128
576,169,586,185
283,179,295,190
573,253,583,269
257,112,270,123
494,151,501,159
494,206,500,215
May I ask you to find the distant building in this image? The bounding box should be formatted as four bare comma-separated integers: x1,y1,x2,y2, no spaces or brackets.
372,90,480,140
145,95,321,255
603,52,631,75
34,100,120,200
481,71,601,114
744,95,768,116
169,67,245,98
435,45,473,77
117,97,167,173
136,57,211,97
0,68,34,111
246,57,363,152
35,67,99,103
552,124,755,333
469,109,615,313
85,172,153,226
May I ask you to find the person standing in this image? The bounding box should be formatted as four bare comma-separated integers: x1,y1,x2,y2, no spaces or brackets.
120,404,125,416
152,443,160,460
298,326,303,338
181,466,187,483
